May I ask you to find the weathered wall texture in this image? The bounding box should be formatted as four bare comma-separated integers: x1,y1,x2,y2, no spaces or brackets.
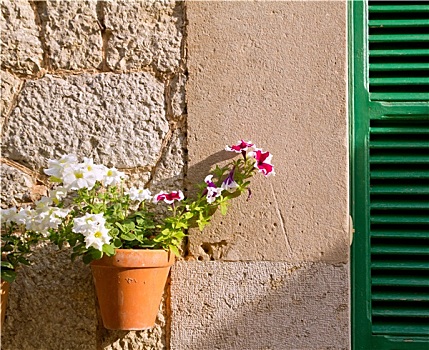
1,1,349,349
1,0,186,349
171,1,349,349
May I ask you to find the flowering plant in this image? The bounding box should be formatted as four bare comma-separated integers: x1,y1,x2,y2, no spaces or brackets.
1,140,274,265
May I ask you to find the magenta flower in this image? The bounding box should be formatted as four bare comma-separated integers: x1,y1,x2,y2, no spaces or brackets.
249,148,275,177
225,140,254,153
153,190,184,204
204,175,223,204
221,167,238,193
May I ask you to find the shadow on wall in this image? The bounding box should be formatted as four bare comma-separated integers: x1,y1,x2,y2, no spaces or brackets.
170,260,349,350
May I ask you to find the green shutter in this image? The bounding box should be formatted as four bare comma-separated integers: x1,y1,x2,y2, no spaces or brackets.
351,1,429,349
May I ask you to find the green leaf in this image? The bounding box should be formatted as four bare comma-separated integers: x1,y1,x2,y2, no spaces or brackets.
169,245,180,257
102,244,115,256
1,261,14,269
1,269,16,283
121,232,137,241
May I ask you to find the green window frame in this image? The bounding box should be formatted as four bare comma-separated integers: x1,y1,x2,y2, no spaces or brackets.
350,1,429,349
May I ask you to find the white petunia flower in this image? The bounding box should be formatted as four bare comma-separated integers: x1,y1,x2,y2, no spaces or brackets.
73,213,106,235
0,207,17,225
62,163,98,190
84,225,111,251
103,167,126,186
49,187,68,204
126,187,152,202
44,154,78,181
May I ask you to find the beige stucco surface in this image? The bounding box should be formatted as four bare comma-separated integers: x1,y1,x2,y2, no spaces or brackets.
185,0,348,263
171,261,349,350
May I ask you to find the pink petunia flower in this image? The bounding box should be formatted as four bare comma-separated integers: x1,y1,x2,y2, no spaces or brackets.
249,148,275,177
153,190,184,204
225,140,254,153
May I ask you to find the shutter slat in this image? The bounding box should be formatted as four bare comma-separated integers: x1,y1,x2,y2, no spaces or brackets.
369,19,429,28
372,275,429,287
371,261,429,270
369,127,429,135
371,214,429,224
372,245,429,255
369,34,429,43
370,139,429,148
370,200,429,210
370,93,429,101
372,323,429,336
369,63,429,71
370,154,429,164
372,306,429,318
370,184,429,195
371,229,429,239
372,291,429,302
371,170,429,179
370,49,429,57
370,77,429,86
368,5,429,13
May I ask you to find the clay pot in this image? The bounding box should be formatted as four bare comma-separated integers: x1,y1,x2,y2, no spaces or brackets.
1,280,10,328
90,249,175,330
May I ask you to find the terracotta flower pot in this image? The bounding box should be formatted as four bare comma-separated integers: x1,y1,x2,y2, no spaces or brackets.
90,249,175,330
1,280,10,328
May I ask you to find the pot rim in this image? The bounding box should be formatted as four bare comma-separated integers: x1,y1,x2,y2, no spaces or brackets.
90,248,175,268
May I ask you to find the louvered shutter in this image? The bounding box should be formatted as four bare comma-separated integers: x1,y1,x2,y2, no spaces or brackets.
351,1,429,349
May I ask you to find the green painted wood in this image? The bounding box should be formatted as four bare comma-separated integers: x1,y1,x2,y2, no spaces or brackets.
369,49,429,57
371,245,429,255
372,275,429,287
369,77,429,86
351,1,429,348
368,5,429,13
369,34,429,43
369,63,429,71
372,291,429,302
371,229,429,239
369,19,429,28
371,261,429,270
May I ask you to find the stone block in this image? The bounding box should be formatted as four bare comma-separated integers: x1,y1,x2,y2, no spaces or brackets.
2,72,168,171
0,0,44,76
185,1,348,263
170,73,186,118
103,0,183,73
1,245,98,350
39,0,102,70
0,163,34,208
170,261,349,350
149,127,186,193
0,71,22,130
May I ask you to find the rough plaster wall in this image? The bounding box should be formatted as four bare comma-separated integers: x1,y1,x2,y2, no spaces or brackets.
170,1,349,350
0,0,186,349
171,261,349,350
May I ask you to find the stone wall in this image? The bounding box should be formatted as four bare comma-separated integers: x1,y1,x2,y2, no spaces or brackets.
170,1,349,349
1,1,349,349
1,0,186,349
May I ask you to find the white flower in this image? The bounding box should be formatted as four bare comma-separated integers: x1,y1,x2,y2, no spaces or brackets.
126,187,152,202
0,207,17,225
81,157,106,183
14,207,33,226
35,196,53,209
44,154,78,181
103,167,126,186
84,226,111,251
62,163,98,190
73,213,106,235
49,187,68,204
